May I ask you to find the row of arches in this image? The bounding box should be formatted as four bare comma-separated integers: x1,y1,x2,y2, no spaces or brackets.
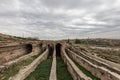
48,43,61,57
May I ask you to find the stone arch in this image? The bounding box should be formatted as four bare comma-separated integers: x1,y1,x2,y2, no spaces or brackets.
56,43,62,57
25,44,33,53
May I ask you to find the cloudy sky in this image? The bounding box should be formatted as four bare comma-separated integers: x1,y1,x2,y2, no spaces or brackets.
0,0,120,40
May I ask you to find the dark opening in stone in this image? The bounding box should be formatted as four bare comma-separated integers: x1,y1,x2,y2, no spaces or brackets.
56,43,61,57
25,44,33,53
39,43,43,47
48,44,54,57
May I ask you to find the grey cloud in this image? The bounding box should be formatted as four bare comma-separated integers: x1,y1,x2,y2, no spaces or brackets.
0,0,120,39
41,0,103,9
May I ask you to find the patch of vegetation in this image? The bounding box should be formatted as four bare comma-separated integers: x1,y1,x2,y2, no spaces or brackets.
89,48,120,63
0,54,40,80
25,58,52,80
0,36,3,41
57,58,73,80
119,54,120,58
75,62,100,80
74,39,120,47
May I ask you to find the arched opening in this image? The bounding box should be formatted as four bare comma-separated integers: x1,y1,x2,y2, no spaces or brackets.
48,44,54,57
56,43,61,57
25,44,33,53
39,43,43,47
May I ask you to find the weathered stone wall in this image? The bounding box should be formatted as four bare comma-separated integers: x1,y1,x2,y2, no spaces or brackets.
0,43,46,73
0,44,33,65
61,46,92,80
9,48,49,80
66,48,120,80
69,46,120,74
49,46,57,80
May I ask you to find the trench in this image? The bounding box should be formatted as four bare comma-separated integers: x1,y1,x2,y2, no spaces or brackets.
57,58,73,80
24,44,54,80
0,51,40,80
56,43,73,80
66,48,100,80
25,58,52,80
75,62,100,80
0,44,33,65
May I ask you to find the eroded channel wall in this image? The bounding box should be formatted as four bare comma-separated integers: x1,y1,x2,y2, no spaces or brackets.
0,42,47,65
66,48,120,80
61,45,92,80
